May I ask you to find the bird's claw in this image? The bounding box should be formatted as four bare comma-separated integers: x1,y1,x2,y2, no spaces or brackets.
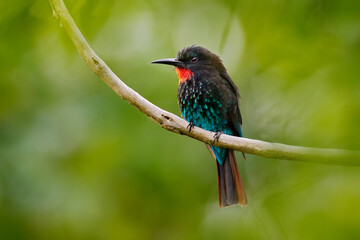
213,131,223,144
187,122,195,132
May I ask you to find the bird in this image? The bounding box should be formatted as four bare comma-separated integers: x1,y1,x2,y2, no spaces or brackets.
152,45,247,207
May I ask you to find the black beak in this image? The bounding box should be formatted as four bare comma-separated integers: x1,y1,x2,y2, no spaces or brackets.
151,58,182,67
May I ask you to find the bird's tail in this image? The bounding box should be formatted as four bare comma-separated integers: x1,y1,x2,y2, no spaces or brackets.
216,150,247,207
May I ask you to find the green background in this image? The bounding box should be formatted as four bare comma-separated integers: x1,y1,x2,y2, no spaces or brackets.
1,0,360,239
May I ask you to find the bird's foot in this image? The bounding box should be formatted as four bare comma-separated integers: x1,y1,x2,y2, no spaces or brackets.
213,131,223,144
187,122,195,132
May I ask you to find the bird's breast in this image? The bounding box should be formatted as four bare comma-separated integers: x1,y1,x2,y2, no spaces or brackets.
177,79,228,132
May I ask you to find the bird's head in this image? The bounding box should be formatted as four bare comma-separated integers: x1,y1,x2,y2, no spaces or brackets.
152,45,226,84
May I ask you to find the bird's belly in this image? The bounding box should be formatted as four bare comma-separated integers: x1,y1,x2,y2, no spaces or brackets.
181,102,232,164
181,100,229,134
178,84,233,164
178,80,232,135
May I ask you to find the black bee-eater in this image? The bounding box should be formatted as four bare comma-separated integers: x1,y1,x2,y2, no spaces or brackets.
152,45,247,207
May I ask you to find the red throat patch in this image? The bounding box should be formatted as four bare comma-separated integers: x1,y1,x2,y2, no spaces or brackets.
175,67,193,84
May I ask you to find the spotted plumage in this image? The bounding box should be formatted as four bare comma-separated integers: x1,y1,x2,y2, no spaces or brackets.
178,74,234,163
152,45,247,207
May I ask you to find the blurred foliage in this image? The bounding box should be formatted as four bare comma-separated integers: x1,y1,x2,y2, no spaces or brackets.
1,0,360,239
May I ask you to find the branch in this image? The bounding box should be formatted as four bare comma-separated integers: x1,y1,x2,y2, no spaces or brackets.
48,0,360,166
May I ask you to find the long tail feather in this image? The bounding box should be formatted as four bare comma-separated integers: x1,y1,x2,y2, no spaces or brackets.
206,145,247,207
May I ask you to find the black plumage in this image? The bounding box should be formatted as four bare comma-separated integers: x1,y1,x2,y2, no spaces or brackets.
152,45,247,207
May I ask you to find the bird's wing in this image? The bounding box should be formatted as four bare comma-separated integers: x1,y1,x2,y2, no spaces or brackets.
227,105,243,137
220,73,243,137
220,72,240,99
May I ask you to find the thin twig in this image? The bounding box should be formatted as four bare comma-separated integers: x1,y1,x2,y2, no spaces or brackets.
48,0,360,166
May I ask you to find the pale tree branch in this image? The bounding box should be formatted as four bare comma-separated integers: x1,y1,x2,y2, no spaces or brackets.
48,0,360,166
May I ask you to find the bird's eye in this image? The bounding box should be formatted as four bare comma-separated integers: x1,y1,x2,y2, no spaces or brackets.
191,57,198,63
